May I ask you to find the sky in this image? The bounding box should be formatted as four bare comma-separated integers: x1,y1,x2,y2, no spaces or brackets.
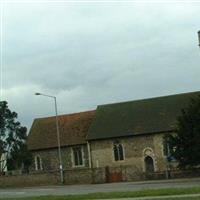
0,0,200,130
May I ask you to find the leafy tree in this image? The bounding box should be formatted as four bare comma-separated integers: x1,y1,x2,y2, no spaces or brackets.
7,143,32,172
168,95,200,168
0,101,32,172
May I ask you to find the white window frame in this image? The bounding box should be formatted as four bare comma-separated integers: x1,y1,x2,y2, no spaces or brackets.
35,155,43,171
71,146,85,167
113,142,125,162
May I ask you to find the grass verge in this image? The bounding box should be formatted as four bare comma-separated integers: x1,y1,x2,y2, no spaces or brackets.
2,187,200,200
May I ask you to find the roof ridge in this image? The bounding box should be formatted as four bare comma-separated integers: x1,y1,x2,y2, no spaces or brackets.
98,91,200,107
34,109,96,120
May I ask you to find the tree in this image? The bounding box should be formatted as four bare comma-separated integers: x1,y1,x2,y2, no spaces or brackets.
168,95,200,168
7,143,32,172
0,101,31,172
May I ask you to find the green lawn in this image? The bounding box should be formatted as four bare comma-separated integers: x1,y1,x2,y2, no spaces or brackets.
150,198,200,200
2,187,200,200
4,197,200,200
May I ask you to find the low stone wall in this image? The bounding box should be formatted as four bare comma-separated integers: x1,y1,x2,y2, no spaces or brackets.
1,166,200,188
0,168,105,188
145,169,200,180
170,169,200,179
101,166,200,182
0,171,60,187
92,168,106,184
63,168,105,184
104,165,145,182
121,165,145,182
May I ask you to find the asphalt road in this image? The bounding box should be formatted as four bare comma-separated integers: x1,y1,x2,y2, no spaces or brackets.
0,178,200,199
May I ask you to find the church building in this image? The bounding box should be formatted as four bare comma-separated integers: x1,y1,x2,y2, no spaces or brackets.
27,91,200,182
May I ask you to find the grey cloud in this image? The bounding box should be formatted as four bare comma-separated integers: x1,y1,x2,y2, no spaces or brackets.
2,2,200,129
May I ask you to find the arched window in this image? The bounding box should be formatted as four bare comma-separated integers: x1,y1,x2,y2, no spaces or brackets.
35,155,43,170
113,141,124,161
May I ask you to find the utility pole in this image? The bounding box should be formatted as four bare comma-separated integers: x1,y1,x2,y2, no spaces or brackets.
35,93,64,183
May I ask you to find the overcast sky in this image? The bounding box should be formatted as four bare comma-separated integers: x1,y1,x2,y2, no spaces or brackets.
1,1,200,130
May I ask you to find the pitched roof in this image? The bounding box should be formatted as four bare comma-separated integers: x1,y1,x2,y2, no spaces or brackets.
27,110,96,151
87,91,200,140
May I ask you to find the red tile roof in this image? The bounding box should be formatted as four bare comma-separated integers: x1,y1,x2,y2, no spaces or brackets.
27,110,96,150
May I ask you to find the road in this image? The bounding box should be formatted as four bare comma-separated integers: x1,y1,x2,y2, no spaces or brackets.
0,178,200,198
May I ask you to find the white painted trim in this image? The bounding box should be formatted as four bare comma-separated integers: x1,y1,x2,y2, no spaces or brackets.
82,146,85,167
96,159,99,168
143,147,157,172
0,153,7,172
87,142,92,168
70,147,73,168
34,155,43,171
34,156,38,171
143,147,154,156
71,146,85,168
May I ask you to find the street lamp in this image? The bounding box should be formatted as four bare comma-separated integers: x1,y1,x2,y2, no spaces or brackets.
198,31,200,47
35,92,64,183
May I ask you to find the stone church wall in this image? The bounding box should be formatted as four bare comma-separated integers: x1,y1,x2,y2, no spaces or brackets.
90,132,170,177
25,132,180,186
30,144,89,171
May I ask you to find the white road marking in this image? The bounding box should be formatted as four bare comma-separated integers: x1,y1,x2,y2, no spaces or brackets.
35,188,54,191
0,192,26,195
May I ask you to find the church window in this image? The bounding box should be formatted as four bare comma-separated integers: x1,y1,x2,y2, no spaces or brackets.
163,137,176,161
35,155,43,170
113,141,124,161
72,147,84,166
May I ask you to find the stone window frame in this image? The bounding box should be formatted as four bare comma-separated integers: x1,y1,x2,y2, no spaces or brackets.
142,147,157,172
71,146,85,168
112,140,125,162
0,153,7,172
34,155,43,171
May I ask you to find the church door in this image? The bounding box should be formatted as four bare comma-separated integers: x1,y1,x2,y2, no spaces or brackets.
145,156,154,173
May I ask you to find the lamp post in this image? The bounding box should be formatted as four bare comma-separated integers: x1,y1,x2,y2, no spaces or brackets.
35,92,64,183
198,31,200,47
